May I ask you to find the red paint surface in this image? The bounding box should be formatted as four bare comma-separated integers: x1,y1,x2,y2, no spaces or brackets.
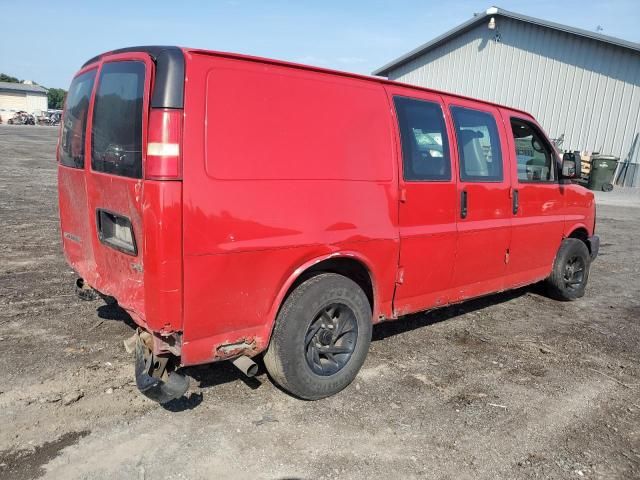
58,47,596,366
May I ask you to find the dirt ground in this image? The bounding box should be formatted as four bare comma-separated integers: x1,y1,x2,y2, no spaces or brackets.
0,124,638,480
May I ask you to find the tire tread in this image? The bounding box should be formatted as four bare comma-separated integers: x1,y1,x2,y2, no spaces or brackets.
263,273,371,399
546,238,591,301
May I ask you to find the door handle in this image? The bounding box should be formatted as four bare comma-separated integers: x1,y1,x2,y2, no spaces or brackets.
512,189,519,215
460,190,468,219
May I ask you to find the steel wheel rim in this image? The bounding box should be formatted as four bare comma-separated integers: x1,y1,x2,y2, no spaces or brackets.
304,303,358,376
563,255,586,290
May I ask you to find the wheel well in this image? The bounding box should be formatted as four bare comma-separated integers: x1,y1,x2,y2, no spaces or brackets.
568,227,590,252
286,258,374,311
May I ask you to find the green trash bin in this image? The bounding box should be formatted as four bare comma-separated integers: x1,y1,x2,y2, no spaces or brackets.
587,155,618,192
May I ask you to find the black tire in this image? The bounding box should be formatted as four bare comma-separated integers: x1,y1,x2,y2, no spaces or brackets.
546,238,591,301
263,273,372,400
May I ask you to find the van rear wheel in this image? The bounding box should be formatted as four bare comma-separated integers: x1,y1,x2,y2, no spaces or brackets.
546,238,591,301
264,273,372,400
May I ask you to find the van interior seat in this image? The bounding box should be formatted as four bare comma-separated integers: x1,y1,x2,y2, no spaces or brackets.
460,129,488,177
411,144,445,177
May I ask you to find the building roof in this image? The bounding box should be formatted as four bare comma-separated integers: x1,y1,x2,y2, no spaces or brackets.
372,6,640,76
0,81,48,95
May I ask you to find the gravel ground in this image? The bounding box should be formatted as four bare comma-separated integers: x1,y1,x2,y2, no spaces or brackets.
0,124,638,480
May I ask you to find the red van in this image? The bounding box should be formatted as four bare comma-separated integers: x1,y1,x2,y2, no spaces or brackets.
58,46,598,403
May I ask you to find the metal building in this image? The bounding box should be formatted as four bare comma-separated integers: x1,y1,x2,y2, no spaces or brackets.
0,81,48,123
373,6,640,186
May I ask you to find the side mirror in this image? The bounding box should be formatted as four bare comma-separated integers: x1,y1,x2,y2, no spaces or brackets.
561,151,582,179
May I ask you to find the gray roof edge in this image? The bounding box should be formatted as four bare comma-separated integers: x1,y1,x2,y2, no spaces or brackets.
501,8,640,53
0,81,48,94
372,6,640,76
371,13,484,76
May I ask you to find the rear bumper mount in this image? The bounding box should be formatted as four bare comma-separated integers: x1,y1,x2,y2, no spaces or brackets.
134,330,189,404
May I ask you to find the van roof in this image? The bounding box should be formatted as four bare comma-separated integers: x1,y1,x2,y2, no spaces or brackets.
82,45,531,117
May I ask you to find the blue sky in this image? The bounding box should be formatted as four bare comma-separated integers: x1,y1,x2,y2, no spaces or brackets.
1,0,638,88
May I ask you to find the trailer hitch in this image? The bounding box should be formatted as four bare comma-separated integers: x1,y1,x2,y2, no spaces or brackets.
134,330,189,404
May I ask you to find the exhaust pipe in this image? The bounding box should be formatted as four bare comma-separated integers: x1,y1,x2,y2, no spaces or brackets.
231,355,258,377
75,278,99,301
75,278,116,304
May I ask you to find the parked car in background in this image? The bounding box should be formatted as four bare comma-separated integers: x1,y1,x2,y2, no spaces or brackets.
58,46,599,404
8,111,35,125
37,110,62,126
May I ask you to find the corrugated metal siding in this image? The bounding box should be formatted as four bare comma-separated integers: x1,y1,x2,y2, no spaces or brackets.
0,91,48,121
0,91,28,111
26,94,47,115
388,17,640,163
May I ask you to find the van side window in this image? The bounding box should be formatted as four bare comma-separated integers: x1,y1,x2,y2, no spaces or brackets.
450,106,503,182
510,118,556,182
91,61,145,179
59,70,96,169
394,96,451,181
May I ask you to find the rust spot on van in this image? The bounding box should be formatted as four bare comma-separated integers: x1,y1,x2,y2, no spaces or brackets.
215,338,259,359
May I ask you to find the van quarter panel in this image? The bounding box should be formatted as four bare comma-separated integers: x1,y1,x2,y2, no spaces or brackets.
180,52,399,364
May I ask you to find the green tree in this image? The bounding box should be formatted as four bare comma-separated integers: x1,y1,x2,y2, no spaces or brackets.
0,73,21,83
47,88,67,110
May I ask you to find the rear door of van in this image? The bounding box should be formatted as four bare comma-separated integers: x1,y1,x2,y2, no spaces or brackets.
85,53,152,317
59,52,152,319
58,66,98,288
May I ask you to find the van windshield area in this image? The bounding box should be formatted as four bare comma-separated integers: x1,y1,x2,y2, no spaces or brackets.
91,61,145,179
59,70,96,168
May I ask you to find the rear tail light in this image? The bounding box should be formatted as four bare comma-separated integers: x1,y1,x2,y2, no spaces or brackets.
146,108,182,180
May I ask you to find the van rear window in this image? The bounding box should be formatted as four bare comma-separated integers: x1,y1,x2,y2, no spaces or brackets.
91,61,145,179
59,70,96,169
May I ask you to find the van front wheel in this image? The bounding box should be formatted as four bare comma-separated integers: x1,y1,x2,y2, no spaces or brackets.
546,238,591,301
264,273,372,400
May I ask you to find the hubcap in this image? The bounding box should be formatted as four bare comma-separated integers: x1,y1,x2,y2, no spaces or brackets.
563,255,586,290
304,303,358,376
